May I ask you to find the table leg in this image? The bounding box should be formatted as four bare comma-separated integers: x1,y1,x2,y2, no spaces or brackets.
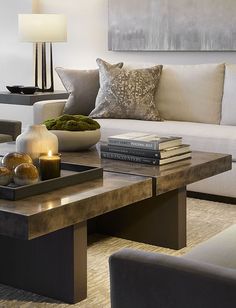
0,222,87,304
95,187,186,250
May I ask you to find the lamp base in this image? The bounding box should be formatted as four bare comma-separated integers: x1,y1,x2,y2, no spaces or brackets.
35,42,54,92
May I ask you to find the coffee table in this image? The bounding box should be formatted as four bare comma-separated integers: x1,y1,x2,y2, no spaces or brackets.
0,143,231,304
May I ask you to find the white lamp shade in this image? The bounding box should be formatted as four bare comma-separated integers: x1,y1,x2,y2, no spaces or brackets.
18,14,67,43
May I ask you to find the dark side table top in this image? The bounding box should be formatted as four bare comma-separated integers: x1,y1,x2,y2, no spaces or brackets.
0,91,69,106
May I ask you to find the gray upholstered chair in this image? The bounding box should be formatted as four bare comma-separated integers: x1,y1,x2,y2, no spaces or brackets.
0,119,22,142
109,225,236,308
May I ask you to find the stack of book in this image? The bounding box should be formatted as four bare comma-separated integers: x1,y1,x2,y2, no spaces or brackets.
100,132,191,165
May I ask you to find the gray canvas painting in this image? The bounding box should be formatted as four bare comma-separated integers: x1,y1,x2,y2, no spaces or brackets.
108,0,236,51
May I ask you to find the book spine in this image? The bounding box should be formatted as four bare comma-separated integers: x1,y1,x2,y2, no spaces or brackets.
108,139,158,150
101,151,160,165
100,144,161,158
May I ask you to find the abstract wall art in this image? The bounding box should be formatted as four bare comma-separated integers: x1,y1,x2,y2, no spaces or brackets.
108,0,236,51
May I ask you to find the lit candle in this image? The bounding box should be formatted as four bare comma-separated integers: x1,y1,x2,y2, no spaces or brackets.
39,150,61,181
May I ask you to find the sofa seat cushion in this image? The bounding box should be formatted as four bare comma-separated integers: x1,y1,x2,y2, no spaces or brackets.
97,119,236,160
155,63,225,124
183,225,236,269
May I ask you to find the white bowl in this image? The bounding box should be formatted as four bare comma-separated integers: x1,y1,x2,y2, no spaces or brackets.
50,129,101,151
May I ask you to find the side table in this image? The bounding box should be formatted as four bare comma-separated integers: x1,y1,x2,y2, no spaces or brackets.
0,91,69,106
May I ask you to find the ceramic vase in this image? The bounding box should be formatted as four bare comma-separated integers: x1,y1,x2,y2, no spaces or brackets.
16,125,58,161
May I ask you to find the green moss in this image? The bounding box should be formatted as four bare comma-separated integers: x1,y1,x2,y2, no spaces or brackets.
43,114,100,131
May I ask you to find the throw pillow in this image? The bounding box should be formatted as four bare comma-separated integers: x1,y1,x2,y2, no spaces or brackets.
89,58,163,121
56,61,123,116
156,63,225,124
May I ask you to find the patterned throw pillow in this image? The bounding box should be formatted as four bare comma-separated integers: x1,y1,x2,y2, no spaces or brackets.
89,59,163,121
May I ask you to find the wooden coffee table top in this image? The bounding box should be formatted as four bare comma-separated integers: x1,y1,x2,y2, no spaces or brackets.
0,142,231,240
61,146,232,195
0,171,152,240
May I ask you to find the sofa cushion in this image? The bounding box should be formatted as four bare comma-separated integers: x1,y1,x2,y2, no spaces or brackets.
56,62,123,116
156,63,225,124
90,59,163,121
183,225,236,269
221,64,236,125
97,118,236,160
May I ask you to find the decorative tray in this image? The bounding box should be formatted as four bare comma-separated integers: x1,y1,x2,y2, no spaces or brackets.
0,162,103,201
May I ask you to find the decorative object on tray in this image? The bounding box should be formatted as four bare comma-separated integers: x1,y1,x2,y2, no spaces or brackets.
43,114,101,151
0,152,39,186
2,152,32,170
0,167,12,186
16,124,58,161
13,163,39,185
101,132,191,165
39,151,61,180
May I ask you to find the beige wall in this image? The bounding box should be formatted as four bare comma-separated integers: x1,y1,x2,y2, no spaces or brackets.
1,0,236,127
0,0,33,127
39,0,236,89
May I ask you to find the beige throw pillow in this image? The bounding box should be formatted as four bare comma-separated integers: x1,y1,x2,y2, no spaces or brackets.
89,58,163,121
156,63,225,124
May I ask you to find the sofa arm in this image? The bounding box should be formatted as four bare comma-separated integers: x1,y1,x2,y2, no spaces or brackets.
33,99,67,124
0,119,21,141
109,248,236,308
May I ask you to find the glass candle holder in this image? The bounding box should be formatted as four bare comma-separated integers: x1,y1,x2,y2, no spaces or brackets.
39,151,61,181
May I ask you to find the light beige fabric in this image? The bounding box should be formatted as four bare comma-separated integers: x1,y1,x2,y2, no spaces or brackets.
96,118,236,160
221,64,236,125
156,63,225,124
33,100,66,124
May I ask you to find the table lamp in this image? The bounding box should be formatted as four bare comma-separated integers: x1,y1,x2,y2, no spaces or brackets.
18,14,67,92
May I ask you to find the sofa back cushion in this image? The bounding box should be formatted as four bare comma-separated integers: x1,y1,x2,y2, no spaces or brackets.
156,63,225,124
221,64,236,125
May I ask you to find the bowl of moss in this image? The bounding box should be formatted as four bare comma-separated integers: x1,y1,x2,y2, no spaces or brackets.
44,114,101,151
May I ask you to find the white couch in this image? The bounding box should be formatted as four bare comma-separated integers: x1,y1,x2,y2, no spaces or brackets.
33,63,236,199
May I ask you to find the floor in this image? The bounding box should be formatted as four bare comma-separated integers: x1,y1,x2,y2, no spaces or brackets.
1,197,236,308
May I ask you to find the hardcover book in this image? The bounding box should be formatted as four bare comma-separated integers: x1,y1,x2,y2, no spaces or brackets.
101,143,190,159
108,132,182,150
101,151,191,165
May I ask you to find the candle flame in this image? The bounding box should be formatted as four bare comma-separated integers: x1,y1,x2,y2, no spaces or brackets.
48,150,52,157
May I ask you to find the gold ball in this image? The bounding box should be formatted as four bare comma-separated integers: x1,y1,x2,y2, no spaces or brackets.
0,166,12,186
2,152,33,171
13,163,39,186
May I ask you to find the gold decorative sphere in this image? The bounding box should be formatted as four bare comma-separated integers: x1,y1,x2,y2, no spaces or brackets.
0,166,12,186
2,152,33,171
13,163,39,186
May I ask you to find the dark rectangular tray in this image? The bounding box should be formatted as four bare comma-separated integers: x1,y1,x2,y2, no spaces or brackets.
0,162,103,201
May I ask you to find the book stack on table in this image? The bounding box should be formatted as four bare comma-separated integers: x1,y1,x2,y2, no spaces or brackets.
101,132,192,165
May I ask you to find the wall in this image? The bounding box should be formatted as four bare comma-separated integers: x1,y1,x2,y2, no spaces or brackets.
39,0,236,90
1,0,236,127
0,0,34,128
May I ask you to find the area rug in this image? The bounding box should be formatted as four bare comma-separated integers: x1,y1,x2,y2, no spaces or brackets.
1,197,236,308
